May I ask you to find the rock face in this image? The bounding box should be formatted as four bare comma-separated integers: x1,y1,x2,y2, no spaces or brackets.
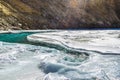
0,0,120,30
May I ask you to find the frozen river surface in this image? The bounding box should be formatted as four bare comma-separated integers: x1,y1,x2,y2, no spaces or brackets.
0,30,120,80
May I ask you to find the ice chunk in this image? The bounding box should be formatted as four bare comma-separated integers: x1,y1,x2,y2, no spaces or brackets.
44,73,70,80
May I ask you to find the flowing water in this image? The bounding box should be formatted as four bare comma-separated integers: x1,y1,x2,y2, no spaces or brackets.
0,31,120,80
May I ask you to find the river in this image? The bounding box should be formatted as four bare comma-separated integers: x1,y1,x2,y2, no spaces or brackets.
0,30,120,80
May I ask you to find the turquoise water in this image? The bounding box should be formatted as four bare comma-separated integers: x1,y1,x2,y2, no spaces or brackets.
0,32,34,43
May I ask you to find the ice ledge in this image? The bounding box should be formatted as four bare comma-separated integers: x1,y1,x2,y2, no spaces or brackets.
27,30,120,54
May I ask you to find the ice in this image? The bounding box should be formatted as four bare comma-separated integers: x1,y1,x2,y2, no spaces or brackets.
28,30,120,54
0,30,120,80
44,73,69,80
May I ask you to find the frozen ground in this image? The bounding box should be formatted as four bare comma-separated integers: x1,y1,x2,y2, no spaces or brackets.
0,30,120,80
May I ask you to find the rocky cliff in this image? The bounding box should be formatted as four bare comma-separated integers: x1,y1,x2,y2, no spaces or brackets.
0,0,120,30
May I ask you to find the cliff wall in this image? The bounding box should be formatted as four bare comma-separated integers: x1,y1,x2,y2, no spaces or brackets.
0,0,120,30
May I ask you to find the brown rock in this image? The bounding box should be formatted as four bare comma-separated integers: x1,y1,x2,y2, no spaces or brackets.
0,0,120,30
